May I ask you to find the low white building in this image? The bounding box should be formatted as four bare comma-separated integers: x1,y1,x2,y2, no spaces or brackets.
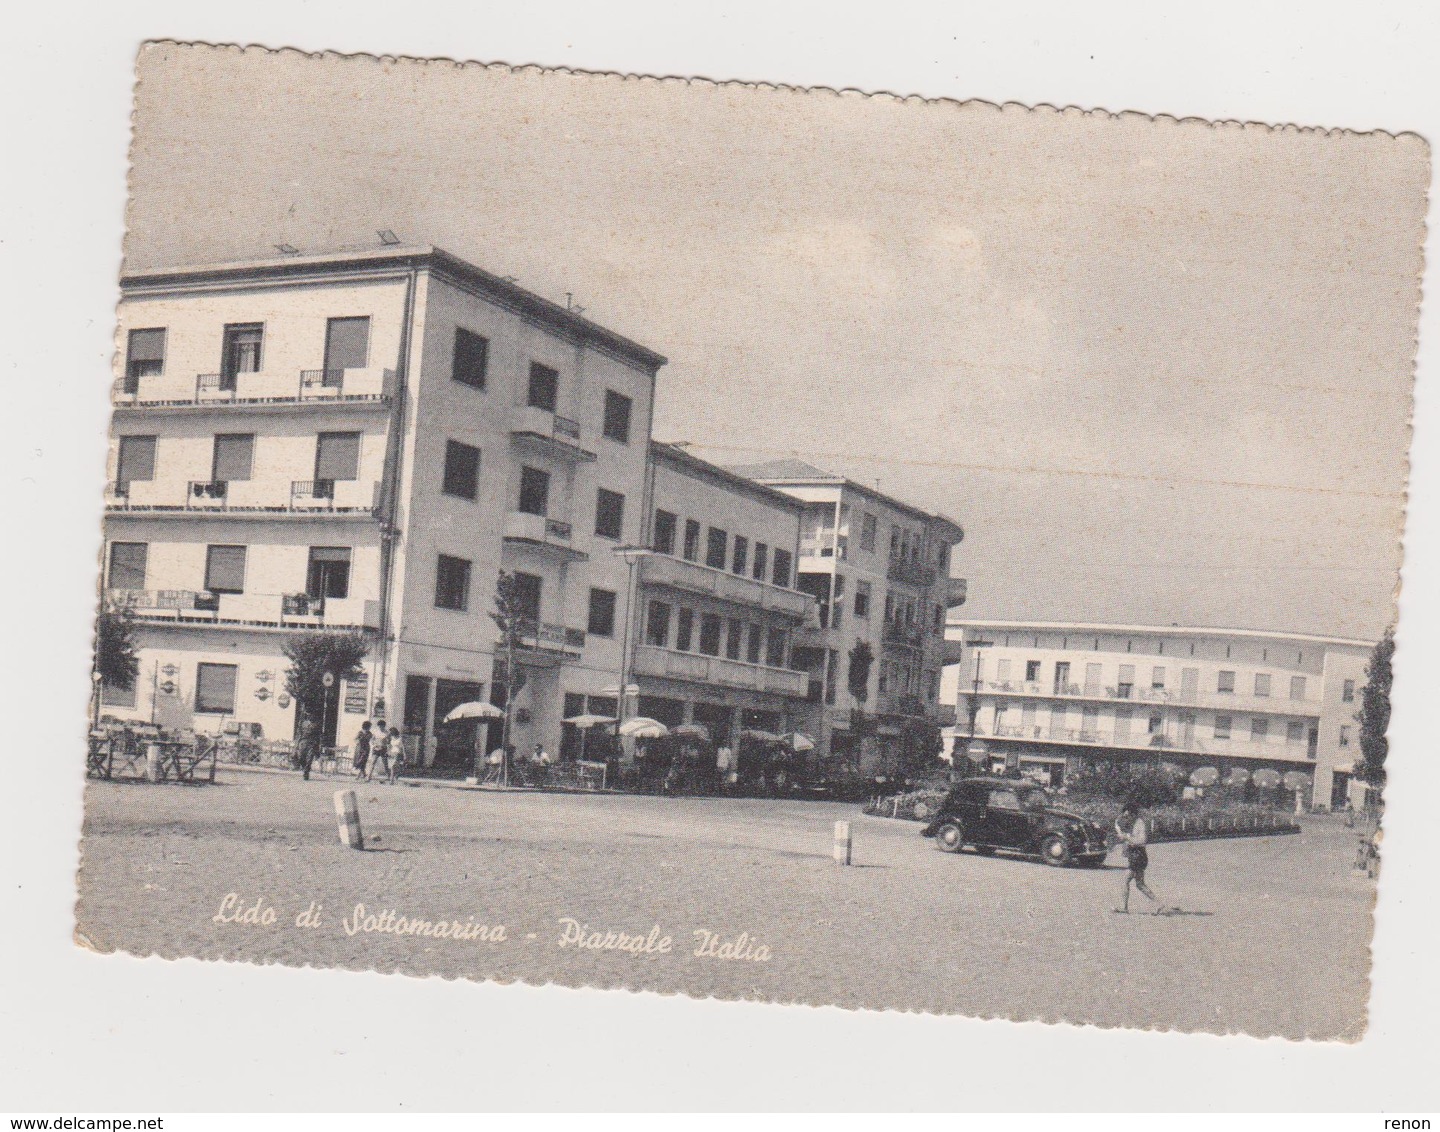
942,620,1374,809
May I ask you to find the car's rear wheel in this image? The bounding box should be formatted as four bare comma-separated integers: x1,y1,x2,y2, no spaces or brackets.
934,820,965,853
1040,834,1073,867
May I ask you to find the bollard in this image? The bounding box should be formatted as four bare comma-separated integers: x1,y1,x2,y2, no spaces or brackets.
334,789,365,850
833,820,852,866
146,742,162,783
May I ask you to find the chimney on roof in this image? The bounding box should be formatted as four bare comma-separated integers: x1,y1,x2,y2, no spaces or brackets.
274,243,300,255
377,229,400,246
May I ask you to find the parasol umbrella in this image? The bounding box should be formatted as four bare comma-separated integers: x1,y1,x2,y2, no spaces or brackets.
443,701,506,723
785,732,816,752
1226,767,1251,788
1189,766,1219,787
673,723,711,742
1252,768,1281,789
1282,770,1310,791
563,713,618,760
619,717,669,739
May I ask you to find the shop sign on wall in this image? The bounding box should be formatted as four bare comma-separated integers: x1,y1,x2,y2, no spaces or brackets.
343,672,369,714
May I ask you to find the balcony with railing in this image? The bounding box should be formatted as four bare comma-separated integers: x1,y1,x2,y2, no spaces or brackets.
509,622,587,666
501,511,589,561
976,679,1322,716
980,721,1315,764
112,367,396,410
106,588,380,631
882,619,928,649
105,478,381,517
887,555,937,588
944,576,968,608
509,405,597,462
637,553,814,622
631,643,809,698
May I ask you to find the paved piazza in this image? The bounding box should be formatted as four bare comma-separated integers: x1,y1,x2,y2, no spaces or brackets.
76,771,1374,1040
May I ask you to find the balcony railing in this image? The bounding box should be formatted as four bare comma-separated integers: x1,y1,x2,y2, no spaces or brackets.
512,621,587,661
882,620,927,648
105,588,379,630
104,479,379,516
945,576,968,608
887,556,937,588
112,368,395,408
978,679,1321,715
631,644,809,698
509,406,597,461
637,553,814,621
501,511,589,560
982,721,1315,762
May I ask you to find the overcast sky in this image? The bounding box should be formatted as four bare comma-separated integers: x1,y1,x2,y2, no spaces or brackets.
125,45,1427,640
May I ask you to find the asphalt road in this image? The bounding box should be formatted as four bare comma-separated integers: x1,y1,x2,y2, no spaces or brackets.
76,770,1374,1040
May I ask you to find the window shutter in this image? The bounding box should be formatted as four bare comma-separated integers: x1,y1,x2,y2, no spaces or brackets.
315,432,361,481
212,434,254,482
324,317,371,371
117,436,156,484
127,328,166,364
205,545,247,593
308,546,352,563
108,542,148,590
195,664,238,714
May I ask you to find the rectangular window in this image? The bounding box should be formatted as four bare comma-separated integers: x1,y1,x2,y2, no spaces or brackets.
452,327,489,389
766,628,787,669
1025,660,1041,682
645,601,671,647
221,324,263,388
1251,718,1269,741
315,431,361,481
1342,679,1356,703
306,546,352,599
752,542,768,581
772,548,793,588
732,536,749,576
1151,666,1166,689
683,520,701,562
675,608,695,652
212,433,255,482
854,580,871,618
195,663,238,714
1286,720,1306,743
1148,712,1163,735
434,554,471,611
204,545,247,594
1214,714,1232,740
125,328,166,388
1339,725,1352,747
595,489,625,539
1117,664,1136,698
747,624,763,665
706,527,728,570
860,512,878,553
587,588,617,637
527,362,559,411
1290,675,1307,700
442,440,481,500
518,466,550,516
699,614,723,657
725,618,743,660
602,390,633,443
653,510,677,555
1254,673,1272,697
107,542,148,590
324,316,371,374
510,572,542,627
1217,670,1236,694
115,435,156,489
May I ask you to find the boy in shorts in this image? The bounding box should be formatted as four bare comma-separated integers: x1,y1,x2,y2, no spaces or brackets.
1114,802,1170,914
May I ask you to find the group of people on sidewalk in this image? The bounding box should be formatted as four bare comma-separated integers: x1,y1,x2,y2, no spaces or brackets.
350,719,403,783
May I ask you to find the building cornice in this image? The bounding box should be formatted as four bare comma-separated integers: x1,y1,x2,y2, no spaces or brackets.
949,619,1375,649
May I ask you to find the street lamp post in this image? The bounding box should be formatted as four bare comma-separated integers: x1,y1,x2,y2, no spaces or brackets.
611,546,652,729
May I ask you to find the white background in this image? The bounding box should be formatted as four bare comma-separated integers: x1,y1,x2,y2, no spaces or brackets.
3,0,1437,1112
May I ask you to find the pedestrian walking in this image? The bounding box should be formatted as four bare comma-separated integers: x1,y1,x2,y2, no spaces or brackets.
386,726,404,784
352,720,373,778
298,716,319,781
366,719,391,783
1114,801,1170,914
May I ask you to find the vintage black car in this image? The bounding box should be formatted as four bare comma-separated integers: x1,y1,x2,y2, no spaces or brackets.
921,777,1109,866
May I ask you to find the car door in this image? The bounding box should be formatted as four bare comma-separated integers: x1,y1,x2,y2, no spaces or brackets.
984,787,1031,849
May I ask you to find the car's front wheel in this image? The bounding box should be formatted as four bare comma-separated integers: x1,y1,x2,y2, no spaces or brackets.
1040,834,1073,867
934,820,965,853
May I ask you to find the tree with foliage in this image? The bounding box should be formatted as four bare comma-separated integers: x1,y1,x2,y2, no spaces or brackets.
95,605,140,692
488,572,535,776
897,715,945,784
282,631,369,726
846,640,873,704
1356,628,1394,789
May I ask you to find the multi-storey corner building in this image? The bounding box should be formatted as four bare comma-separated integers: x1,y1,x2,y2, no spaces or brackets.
102,244,665,769
621,443,815,743
726,460,967,773
941,620,1374,809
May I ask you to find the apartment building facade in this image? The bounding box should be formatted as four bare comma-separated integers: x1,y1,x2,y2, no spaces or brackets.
101,244,665,769
621,443,814,745
941,620,1374,809
726,460,967,774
